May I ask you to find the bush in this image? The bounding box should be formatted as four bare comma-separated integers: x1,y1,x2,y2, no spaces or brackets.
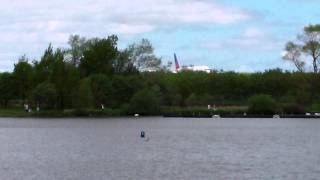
75,78,94,109
89,74,113,106
282,103,305,114
32,82,57,109
128,88,161,115
310,103,320,112
248,94,278,114
185,93,198,106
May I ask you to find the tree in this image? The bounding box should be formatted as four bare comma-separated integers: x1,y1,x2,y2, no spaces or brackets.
75,78,94,109
126,39,162,72
34,45,80,109
282,42,305,72
129,88,161,115
13,56,34,102
185,93,198,106
111,75,145,107
89,74,113,107
284,24,320,73
0,73,14,107
33,44,55,84
80,35,119,76
300,25,320,73
51,48,79,109
66,35,88,66
32,82,57,109
113,50,139,74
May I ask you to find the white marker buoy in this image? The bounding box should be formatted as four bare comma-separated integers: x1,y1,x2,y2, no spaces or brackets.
212,115,220,118
273,114,280,119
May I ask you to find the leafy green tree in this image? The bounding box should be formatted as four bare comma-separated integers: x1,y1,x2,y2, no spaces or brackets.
284,24,320,73
171,94,183,106
32,82,57,109
80,35,118,76
111,75,145,107
50,48,78,109
248,94,278,114
0,73,14,107
76,78,94,109
33,44,55,84
67,35,88,66
283,42,305,72
114,50,139,74
185,93,198,106
199,93,215,106
90,74,113,107
13,56,34,102
126,39,162,72
129,88,161,115
34,46,80,109
301,25,320,73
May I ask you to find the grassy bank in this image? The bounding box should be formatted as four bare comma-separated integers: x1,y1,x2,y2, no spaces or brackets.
1,104,319,118
0,106,247,118
0,108,31,117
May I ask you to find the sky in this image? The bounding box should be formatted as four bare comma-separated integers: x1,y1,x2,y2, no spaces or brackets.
0,0,319,72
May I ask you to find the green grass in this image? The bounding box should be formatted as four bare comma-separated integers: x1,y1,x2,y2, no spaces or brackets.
0,108,30,117
0,108,128,118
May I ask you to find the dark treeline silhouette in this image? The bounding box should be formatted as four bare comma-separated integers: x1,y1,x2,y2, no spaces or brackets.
0,33,320,116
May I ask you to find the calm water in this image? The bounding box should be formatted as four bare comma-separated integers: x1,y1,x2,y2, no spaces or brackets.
0,117,320,180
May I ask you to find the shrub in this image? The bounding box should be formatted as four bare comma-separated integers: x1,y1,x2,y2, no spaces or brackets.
310,103,320,112
282,103,305,114
32,82,57,109
248,94,278,114
128,88,161,115
185,93,198,106
75,78,94,109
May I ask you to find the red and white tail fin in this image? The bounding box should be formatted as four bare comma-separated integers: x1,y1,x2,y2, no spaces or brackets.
174,53,180,71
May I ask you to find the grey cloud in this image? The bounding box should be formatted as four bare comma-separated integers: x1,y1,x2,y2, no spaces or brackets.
0,0,253,71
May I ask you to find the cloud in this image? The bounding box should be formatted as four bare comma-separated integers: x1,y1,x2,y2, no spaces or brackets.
0,0,251,36
201,27,283,51
0,0,253,71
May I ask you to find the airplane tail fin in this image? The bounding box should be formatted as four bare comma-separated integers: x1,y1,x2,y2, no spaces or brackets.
174,53,180,71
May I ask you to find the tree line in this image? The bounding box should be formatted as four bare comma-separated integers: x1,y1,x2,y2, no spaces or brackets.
0,24,319,115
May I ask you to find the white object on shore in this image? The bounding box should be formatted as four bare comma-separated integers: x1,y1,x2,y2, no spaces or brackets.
273,114,280,119
306,113,311,116
24,104,29,112
212,115,220,118
134,114,140,117
315,113,320,116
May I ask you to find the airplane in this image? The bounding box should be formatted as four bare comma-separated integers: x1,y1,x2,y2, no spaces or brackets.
173,53,211,73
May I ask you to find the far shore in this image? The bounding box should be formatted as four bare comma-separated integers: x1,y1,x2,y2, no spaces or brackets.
0,108,319,119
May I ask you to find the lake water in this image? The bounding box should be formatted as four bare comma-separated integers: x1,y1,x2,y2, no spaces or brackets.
0,117,320,180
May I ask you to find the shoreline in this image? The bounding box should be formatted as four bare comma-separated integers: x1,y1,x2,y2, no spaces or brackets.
1,108,319,119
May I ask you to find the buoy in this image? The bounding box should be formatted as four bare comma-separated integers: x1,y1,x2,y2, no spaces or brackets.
140,131,145,138
273,114,280,119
